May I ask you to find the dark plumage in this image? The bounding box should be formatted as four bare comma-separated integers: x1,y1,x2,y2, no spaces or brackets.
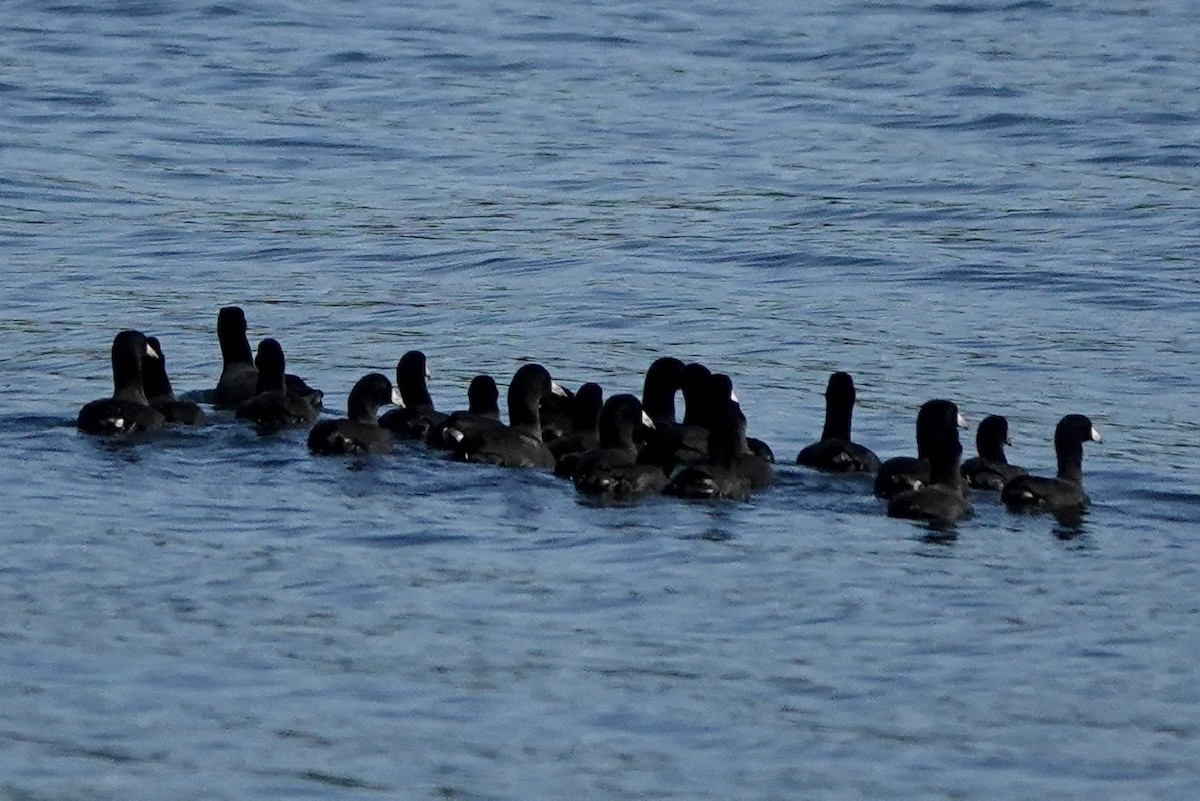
379,350,446,439
961,414,1026,490
571,394,667,498
143,336,205,425
874,399,967,499
426,374,501,449
1001,414,1101,514
212,306,258,407
538,384,576,443
710,373,774,462
307,373,402,455
77,330,167,435
796,371,879,473
235,339,320,433
641,356,687,428
665,396,774,501
211,306,322,409
548,382,604,466
887,400,971,526
451,363,567,469
568,393,667,496
637,362,718,473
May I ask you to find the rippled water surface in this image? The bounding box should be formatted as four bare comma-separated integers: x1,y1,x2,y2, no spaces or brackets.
3,1,1200,798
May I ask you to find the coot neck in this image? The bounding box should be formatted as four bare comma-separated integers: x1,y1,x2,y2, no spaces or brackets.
821,394,853,441
219,324,253,366
112,347,150,405
1056,437,1085,486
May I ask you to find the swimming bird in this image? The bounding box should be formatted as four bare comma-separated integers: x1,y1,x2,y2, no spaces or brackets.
571,394,667,498
212,306,259,407
665,391,774,501
450,363,568,469
426,374,502,449
710,372,774,462
211,306,322,408
961,414,1026,490
235,339,321,433
307,373,403,455
640,356,687,428
77,330,167,435
379,350,446,439
887,400,971,526
548,382,604,468
143,336,205,425
637,362,719,473
796,371,880,473
1001,414,1101,514
874,399,967,499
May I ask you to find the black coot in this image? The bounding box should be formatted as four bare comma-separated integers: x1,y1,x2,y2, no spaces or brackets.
568,394,667,499
379,350,446,439
887,400,971,526
235,339,320,433
77,330,167,435
426,374,502,449
548,382,604,467
308,373,402,455
665,392,774,501
451,363,567,469
874,399,967,499
1001,414,1101,514
796,371,879,473
143,336,205,425
961,414,1026,490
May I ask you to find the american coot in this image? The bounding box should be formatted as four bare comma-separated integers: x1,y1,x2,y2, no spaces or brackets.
236,339,321,433
1001,414,1101,513
961,414,1026,490
571,394,667,498
212,306,259,407
451,363,568,469
709,373,774,463
638,362,719,473
548,382,605,467
143,336,205,425
426,374,501,449
641,356,687,428
887,400,971,526
379,350,446,439
796,371,880,474
874,399,967,499
77,330,167,435
308,373,403,455
537,384,576,444
665,394,774,501
211,306,322,409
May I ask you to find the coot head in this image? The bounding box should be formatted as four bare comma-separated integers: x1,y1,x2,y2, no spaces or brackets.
253,338,287,394
975,414,1011,461
395,351,434,408
916,399,967,458
143,336,173,401
217,306,253,364
507,363,567,428
347,373,403,423
467,374,500,414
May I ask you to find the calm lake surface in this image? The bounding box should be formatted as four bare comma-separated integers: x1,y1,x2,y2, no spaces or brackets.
3,1,1199,798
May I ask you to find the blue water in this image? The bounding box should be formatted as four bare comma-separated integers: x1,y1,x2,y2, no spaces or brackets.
3,1,1200,798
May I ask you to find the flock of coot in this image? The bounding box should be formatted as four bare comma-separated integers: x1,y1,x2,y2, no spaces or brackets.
76,307,1102,526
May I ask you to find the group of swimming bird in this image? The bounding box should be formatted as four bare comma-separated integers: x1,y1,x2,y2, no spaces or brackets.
76,306,1102,527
